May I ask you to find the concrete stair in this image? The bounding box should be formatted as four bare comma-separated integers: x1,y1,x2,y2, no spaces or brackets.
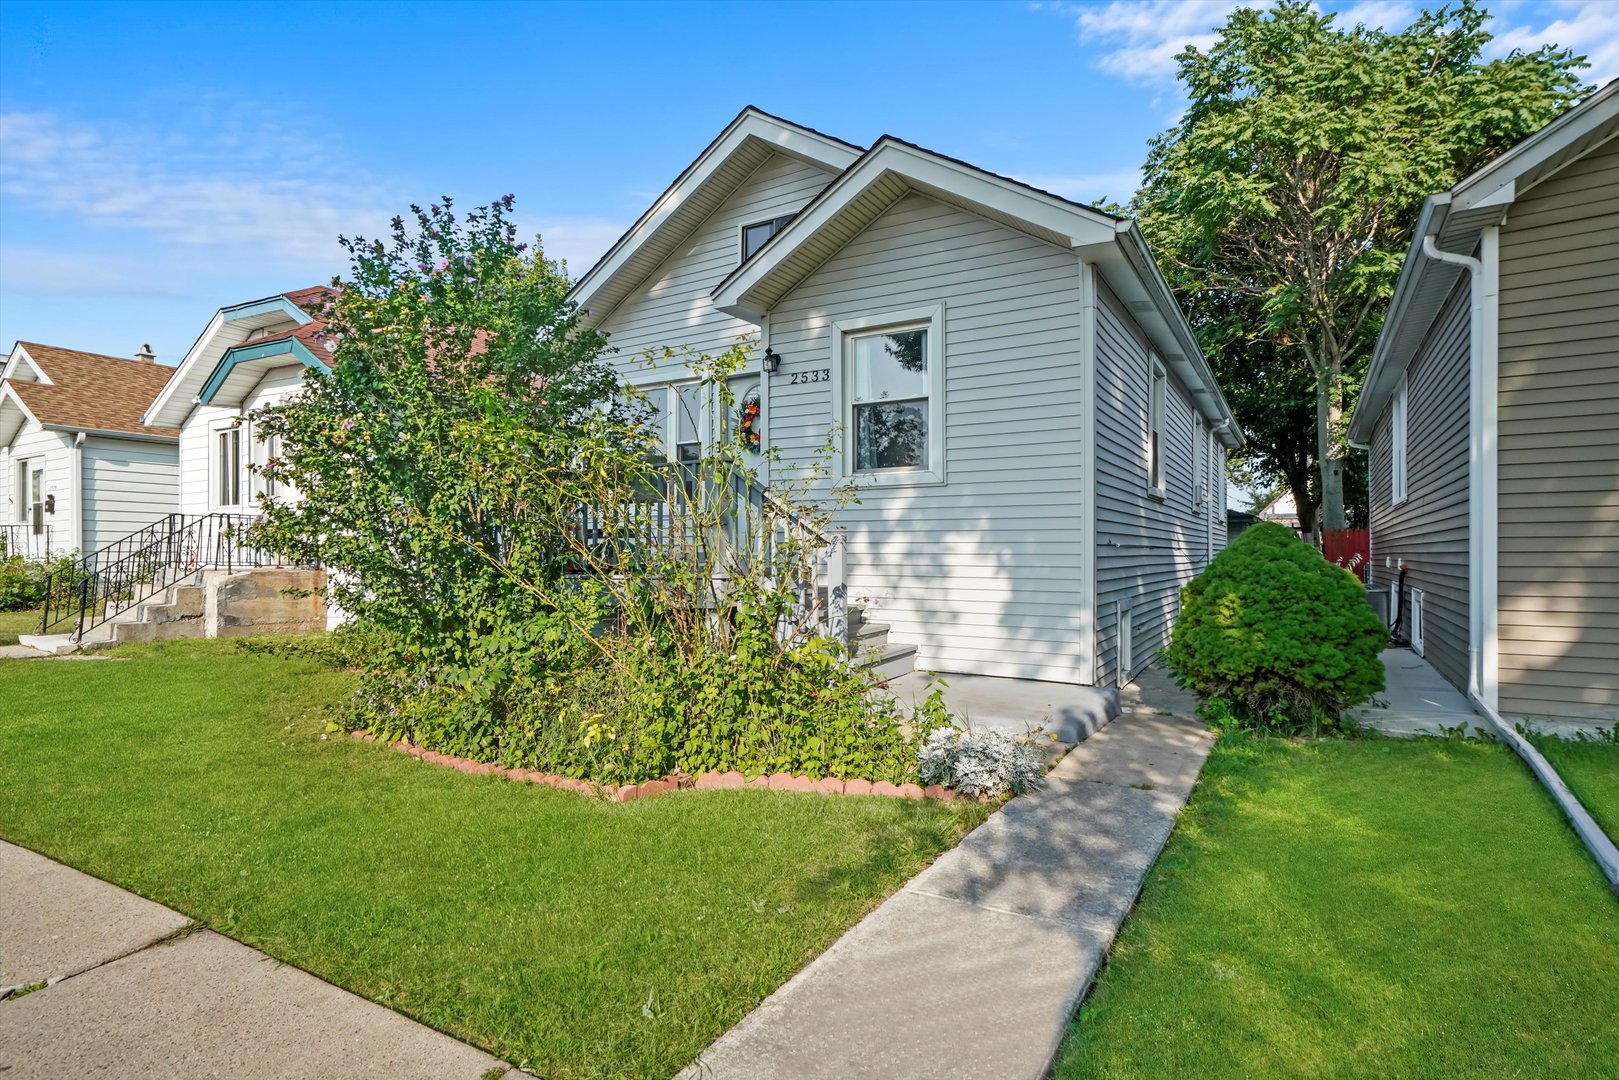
76,583,206,648
848,603,917,683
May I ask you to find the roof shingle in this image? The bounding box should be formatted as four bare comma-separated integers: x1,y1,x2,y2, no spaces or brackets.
6,342,180,439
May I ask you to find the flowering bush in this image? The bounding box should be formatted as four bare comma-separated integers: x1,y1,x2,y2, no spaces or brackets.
917,727,1045,798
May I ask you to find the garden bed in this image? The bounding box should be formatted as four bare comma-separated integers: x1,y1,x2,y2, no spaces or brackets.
0,638,991,1080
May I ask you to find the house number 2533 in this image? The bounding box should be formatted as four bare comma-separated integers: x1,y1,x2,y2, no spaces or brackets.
788,368,831,385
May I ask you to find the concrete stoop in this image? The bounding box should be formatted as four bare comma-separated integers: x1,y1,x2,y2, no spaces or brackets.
27,569,327,653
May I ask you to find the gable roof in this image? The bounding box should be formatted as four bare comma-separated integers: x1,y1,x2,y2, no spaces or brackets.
1349,80,1619,442
566,106,862,326
145,286,335,429
709,134,1243,448
1,341,179,443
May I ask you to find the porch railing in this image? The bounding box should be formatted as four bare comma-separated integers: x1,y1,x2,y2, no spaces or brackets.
570,463,847,644
37,513,303,641
1,523,55,562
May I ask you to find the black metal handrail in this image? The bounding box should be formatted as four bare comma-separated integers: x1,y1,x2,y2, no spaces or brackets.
36,513,302,641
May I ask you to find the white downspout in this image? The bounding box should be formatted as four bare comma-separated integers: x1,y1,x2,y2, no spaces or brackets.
1421,232,1499,712
71,431,86,556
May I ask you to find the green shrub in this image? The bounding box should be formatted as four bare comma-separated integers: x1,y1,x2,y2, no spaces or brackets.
0,552,81,612
1166,523,1386,734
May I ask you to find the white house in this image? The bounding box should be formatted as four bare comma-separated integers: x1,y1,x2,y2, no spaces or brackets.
1,341,179,561
144,286,334,518
570,108,1243,688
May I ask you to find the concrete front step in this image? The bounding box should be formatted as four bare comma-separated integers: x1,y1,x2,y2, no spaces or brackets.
869,644,917,682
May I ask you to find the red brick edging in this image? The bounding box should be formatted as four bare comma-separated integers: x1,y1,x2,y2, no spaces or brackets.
349,731,965,802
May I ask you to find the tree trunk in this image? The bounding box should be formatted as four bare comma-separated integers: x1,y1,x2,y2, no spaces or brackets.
1316,366,1346,532
1287,463,1317,537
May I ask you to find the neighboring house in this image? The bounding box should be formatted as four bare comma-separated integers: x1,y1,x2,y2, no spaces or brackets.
570,107,1242,687
1349,81,1618,728
1251,490,1302,533
144,287,335,518
0,341,179,561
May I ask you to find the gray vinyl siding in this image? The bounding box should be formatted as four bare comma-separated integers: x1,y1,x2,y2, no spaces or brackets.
768,192,1089,682
80,436,179,554
597,153,835,375
1093,282,1216,687
1496,135,1619,725
1367,276,1472,694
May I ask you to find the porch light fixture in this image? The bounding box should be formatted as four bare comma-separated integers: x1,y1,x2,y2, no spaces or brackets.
762,347,782,374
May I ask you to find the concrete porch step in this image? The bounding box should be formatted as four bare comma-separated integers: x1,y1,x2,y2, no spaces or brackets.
869,643,917,682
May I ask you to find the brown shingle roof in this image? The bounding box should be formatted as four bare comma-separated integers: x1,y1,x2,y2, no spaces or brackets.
6,343,180,439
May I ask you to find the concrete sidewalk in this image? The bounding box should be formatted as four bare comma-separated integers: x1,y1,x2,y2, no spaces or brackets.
0,841,506,1079
679,666,1214,1080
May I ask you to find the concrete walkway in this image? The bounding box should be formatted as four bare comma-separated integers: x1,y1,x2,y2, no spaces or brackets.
679,666,1214,1080
1352,648,1482,737
0,841,507,1079
884,671,1119,744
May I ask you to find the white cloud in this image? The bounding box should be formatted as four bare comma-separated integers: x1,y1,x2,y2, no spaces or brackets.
1334,0,1417,30
0,247,191,298
1489,1,1619,85
1019,166,1144,205
526,217,629,278
1040,0,1249,83
0,110,390,274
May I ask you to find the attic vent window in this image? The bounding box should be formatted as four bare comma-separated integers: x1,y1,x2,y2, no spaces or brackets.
741,214,795,261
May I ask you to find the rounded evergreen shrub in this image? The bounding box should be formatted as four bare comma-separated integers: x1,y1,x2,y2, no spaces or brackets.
1166,523,1386,734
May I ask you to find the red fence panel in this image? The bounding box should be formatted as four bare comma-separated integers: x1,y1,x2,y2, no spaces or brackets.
1323,528,1370,581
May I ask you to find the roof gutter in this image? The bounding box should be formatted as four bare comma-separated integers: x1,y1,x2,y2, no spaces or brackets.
1114,220,1245,449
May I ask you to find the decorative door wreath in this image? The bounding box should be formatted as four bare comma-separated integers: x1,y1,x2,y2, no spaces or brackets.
738,389,763,451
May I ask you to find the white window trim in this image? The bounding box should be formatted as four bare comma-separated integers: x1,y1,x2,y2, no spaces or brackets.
1391,373,1409,506
211,417,247,511
1147,356,1167,501
831,303,946,487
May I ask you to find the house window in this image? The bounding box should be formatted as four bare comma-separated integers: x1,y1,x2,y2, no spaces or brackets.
28,464,44,534
14,461,27,522
850,326,930,472
1148,360,1166,496
259,433,281,501
1391,373,1409,505
741,214,795,261
217,426,243,508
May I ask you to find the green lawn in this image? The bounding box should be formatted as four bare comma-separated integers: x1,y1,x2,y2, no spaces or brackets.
1057,734,1619,1079
0,639,989,1079
1531,731,1619,840
0,608,38,645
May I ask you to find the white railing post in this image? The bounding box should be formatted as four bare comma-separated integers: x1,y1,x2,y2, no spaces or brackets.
826,533,848,644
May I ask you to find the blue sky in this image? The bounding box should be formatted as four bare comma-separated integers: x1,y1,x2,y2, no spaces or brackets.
2,0,1613,363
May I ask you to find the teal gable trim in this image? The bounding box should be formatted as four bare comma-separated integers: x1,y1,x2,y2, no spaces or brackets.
220,295,311,324
197,338,327,407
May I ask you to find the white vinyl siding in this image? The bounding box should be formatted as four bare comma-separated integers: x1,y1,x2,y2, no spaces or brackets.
0,426,74,557
1094,282,1210,687
1367,277,1471,694
80,437,179,554
179,364,307,516
768,192,1089,682
597,153,838,377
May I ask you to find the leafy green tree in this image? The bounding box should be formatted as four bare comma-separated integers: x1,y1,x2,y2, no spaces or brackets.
252,196,623,666
1136,0,1587,531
